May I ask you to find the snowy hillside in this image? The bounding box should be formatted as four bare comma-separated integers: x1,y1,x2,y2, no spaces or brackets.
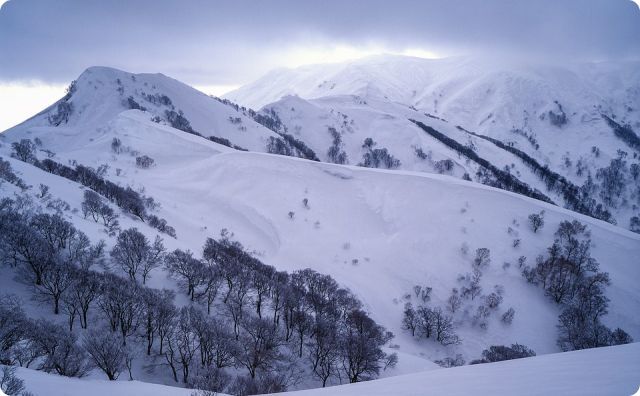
8,343,640,396
226,55,640,230
1,63,639,395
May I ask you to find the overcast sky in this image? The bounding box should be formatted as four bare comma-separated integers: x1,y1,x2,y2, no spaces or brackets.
1,0,640,130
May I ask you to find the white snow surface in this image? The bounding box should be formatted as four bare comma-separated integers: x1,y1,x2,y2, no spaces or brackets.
9,343,640,396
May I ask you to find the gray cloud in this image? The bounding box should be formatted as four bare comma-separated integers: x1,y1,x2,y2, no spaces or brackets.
1,0,639,85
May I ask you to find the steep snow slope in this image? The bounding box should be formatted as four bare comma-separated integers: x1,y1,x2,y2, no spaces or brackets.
5,66,281,152
1,110,638,368
10,343,640,396
227,55,640,229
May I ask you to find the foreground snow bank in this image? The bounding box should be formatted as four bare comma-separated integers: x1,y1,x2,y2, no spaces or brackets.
277,343,640,396
12,343,639,396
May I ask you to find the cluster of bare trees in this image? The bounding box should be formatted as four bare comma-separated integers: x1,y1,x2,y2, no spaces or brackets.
522,220,633,350
0,195,394,394
161,235,396,392
402,246,516,353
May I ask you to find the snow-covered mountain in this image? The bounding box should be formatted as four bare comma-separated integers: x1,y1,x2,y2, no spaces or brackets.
1,62,639,395
12,66,284,153
226,55,640,230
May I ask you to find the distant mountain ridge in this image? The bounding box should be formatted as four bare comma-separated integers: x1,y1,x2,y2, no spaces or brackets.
225,55,640,231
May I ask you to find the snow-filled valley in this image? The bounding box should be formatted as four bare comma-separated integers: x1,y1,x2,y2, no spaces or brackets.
1,59,639,396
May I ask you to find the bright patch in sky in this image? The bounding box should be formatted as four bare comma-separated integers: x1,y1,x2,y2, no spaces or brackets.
281,45,441,68
0,83,65,132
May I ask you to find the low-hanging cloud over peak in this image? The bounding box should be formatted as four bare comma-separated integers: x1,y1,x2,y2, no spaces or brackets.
1,0,639,86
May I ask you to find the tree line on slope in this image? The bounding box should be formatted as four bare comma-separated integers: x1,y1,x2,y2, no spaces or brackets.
410,120,554,204
10,139,176,238
454,126,615,223
212,97,320,161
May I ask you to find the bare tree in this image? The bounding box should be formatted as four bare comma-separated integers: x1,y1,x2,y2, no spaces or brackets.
63,269,101,329
110,228,164,284
528,210,545,233
35,260,74,315
447,288,462,313
83,329,125,380
236,317,283,379
340,309,393,383
308,320,340,387
164,249,203,301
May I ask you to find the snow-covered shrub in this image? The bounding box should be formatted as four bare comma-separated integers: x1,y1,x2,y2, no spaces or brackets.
470,343,535,364
501,307,515,324
11,139,37,163
327,127,348,164
37,183,50,199
459,269,483,300
111,137,122,154
484,291,503,310
147,214,176,238
0,157,28,190
48,101,74,126
548,101,567,127
165,109,198,135
460,242,469,256
413,285,432,303
434,354,465,368
473,248,491,270
136,155,155,169
473,305,491,329
126,96,146,111
434,159,454,174
358,138,400,169
143,93,173,107
414,146,430,160
596,155,627,208
447,288,462,313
